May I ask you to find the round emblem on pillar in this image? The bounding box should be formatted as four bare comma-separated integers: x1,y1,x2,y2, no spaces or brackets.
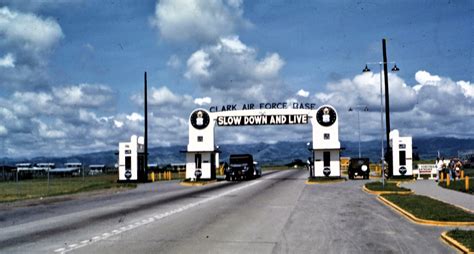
323,167,331,177
399,166,407,175
316,106,337,127
190,110,210,130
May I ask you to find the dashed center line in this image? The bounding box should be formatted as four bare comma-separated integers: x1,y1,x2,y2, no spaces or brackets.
54,180,261,253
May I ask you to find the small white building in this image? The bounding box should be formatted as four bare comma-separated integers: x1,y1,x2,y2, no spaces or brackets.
390,129,413,176
118,135,145,182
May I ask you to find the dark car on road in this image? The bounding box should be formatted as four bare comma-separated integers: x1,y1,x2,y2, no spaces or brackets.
226,154,255,181
348,158,370,179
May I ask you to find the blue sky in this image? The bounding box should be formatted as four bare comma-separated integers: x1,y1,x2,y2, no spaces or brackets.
0,0,472,158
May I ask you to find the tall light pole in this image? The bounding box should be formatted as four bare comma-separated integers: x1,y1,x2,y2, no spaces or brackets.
348,106,369,158
363,39,399,186
144,72,148,183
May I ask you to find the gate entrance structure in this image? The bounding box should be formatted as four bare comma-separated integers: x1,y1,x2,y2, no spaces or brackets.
184,105,341,180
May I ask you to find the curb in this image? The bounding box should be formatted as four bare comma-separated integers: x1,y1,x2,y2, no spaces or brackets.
377,195,474,226
179,180,217,187
362,184,413,195
305,178,346,185
440,231,472,254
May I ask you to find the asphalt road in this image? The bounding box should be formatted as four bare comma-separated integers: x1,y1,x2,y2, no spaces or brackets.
0,169,454,253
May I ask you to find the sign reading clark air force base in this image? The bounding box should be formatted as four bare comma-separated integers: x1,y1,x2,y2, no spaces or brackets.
186,103,342,180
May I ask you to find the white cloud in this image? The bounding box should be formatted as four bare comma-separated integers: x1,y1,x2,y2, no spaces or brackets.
53,83,115,107
254,53,284,79
415,70,441,85
185,36,286,102
296,89,309,97
126,112,144,122
151,0,248,42
0,7,64,90
311,70,473,141
0,125,7,136
0,53,15,67
33,118,66,139
458,80,474,99
185,50,211,79
0,7,64,52
194,97,212,106
114,120,124,128
149,86,182,105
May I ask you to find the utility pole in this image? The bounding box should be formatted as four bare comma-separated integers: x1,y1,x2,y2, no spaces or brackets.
382,39,392,177
144,72,148,182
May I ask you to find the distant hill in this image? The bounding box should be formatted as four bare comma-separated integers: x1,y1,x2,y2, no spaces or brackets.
1,137,473,167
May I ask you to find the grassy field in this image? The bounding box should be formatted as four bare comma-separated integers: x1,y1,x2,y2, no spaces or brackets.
365,181,410,192
446,229,474,251
382,194,474,222
439,178,473,194
0,175,136,203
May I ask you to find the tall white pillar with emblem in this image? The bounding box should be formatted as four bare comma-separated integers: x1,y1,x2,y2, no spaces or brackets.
311,105,341,177
185,109,218,180
118,135,144,182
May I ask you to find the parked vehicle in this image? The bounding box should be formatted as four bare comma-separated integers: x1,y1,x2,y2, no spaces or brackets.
226,154,255,181
253,161,262,177
348,158,370,179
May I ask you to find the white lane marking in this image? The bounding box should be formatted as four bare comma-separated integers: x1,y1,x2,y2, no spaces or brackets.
56,180,261,253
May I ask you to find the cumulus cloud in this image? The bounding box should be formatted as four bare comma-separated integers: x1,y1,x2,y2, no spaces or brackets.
131,86,193,107
151,0,248,42
296,89,309,97
53,83,116,108
0,7,63,53
194,97,212,106
314,71,416,112
0,53,15,67
126,112,144,122
185,36,286,102
311,70,473,141
0,7,64,89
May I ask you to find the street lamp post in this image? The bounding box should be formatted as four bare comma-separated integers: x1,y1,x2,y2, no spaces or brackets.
363,40,399,186
348,106,369,158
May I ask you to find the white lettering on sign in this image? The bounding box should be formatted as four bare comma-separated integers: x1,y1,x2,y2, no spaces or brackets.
216,114,308,126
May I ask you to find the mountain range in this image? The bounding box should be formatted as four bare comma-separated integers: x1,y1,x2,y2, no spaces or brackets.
1,137,473,167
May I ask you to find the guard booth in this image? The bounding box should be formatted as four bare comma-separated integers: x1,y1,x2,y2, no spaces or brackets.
389,129,413,177
118,135,145,182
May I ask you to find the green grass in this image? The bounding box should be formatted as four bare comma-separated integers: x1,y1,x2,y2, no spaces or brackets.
447,229,474,251
365,181,410,192
464,168,474,177
439,178,473,194
0,175,136,203
382,194,474,222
